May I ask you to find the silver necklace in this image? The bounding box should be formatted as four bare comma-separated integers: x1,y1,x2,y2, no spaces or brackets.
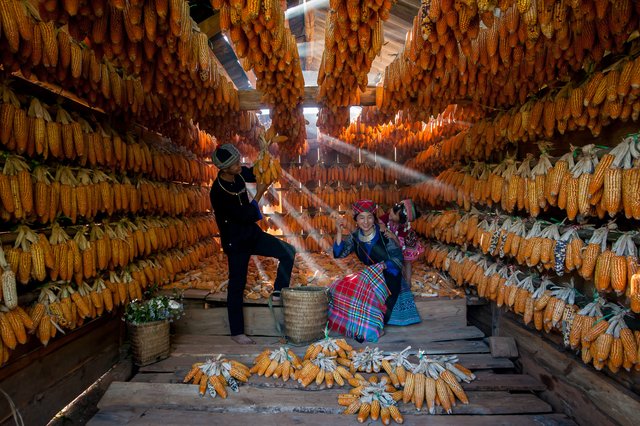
359,229,376,243
217,174,247,205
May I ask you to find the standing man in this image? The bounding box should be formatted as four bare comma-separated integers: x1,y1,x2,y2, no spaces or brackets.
210,144,296,344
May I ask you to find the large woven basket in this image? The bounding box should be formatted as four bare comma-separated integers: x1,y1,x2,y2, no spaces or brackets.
282,286,328,344
128,320,170,366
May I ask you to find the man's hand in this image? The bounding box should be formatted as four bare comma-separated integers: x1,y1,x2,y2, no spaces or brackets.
255,182,269,202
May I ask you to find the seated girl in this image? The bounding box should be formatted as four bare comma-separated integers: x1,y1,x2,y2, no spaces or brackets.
329,200,420,342
378,199,424,285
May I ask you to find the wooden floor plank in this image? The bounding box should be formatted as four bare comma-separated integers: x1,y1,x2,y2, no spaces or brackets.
97,382,550,415
177,297,468,337
90,409,576,426
138,352,512,374
131,370,545,392
169,324,486,353
169,338,489,357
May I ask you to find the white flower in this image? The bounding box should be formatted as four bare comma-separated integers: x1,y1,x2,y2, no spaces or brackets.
169,300,182,310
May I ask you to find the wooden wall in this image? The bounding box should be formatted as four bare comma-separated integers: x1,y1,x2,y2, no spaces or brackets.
468,306,640,426
0,315,124,426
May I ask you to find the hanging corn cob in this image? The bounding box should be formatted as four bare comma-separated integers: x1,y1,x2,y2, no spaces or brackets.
604,233,637,295
541,282,577,333
556,227,584,275
250,346,302,381
571,297,606,353
340,375,403,424
580,225,610,280
253,128,285,186
0,247,17,310
586,308,631,372
183,354,251,398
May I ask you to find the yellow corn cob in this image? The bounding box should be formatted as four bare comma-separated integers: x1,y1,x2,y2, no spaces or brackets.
370,399,381,421
343,399,362,415
602,167,622,216
580,243,600,279
610,255,627,294
620,327,638,364
583,319,609,345
388,405,403,424
595,250,613,291
209,375,227,398
436,377,452,413
589,154,614,197
413,372,425,411
593,332,613,362
380,406,391,425
0,312,16,350
0,0,20,52
5,310,26,344
357,402,371,423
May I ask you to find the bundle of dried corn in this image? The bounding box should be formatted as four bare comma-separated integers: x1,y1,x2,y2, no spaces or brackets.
286,162,410,186
36,0,239,123
379,346,413,388
428,245,558,327
316,0,394,112
0,87,216,181
303,336,354,362
405,136,640,222
295,352,354,388
380,1,640,120
0,12,155,118
197,110,266,157
403,353,475,414
1,163,212,225
580,308,637,373
339,375,404,424
316,106,351,137
332,107,471,160
211,0,307,155
417,212,580,275
253,127,285,185
183,354,251,398
250,346,302,381
408,55,640,173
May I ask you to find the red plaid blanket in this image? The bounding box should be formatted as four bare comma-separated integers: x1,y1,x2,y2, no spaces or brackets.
328,263,390,343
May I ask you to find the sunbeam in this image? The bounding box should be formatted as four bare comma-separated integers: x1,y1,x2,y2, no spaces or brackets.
317,131,446,186
266,210,336,280
285,0,329,19
274,177,352,275
280,169,338,214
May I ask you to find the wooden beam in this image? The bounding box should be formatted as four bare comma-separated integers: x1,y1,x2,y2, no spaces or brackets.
391,0,420,23
198,13,221,38
198,14,256,89
238,86,377,110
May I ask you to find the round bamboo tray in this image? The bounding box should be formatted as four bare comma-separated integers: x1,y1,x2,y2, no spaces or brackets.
282,286,328,344
128,320,170,366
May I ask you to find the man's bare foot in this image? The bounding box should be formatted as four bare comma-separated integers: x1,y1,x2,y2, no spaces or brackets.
231,334,255,344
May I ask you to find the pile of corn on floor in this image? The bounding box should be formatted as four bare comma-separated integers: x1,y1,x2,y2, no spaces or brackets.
88,296,576,425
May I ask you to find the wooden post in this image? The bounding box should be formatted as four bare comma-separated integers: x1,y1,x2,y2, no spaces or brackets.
491,303,502,337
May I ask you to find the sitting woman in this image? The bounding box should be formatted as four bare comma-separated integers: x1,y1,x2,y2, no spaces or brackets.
329,200,420,342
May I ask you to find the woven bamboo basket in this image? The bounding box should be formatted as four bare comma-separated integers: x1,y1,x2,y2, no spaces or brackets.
128,320,170,366
282,286,328,344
